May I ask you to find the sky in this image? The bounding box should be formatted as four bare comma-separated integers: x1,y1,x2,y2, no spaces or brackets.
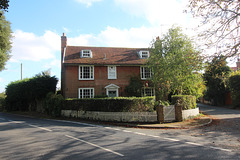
0,0,236,93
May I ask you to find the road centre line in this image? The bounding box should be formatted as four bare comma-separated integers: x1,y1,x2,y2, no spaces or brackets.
65,134,124,157
28,124,53,132
209,146,232,152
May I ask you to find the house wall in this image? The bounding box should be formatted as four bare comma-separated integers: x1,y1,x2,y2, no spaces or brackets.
63,65,141,98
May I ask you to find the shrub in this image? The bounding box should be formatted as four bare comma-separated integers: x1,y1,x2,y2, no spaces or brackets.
0,92,6,111
63,97,155,112
5,72,58,111
171,95,196,110
229,74,240,108
44,92,64,117
124,76,143,97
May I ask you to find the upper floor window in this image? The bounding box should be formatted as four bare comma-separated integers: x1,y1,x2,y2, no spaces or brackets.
139,51,149,59
108,66,117,79
140,66,152,79
79,65,94,80
81,50,92,58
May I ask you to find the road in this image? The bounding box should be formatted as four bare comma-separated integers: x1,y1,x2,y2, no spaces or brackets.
0,108,239,160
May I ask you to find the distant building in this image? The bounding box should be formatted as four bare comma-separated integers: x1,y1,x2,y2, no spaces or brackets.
230,58,240,71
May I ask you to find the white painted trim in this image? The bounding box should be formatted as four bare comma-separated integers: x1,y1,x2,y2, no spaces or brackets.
105,84,120,97
79,65,94,80
139,50,149,59
108,66,117,79
78,88,94,99
80,50,92,58
140,66,152,80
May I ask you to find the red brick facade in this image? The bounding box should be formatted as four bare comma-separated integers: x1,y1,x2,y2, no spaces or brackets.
61,33,149,99
63,65,141,98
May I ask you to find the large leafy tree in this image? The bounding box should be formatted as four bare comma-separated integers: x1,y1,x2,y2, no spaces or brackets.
0,11,12,71
187,0,240,57
0,0,9,12
148,26,204,101
203,55,232,105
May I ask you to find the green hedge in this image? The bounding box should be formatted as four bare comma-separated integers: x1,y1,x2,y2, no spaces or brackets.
63,97,155,112
171,95,196,110
229,74,240,107
5,73,58,111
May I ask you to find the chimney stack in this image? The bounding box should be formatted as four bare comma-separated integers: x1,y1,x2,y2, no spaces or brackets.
61,33,67,48
237,58,240,70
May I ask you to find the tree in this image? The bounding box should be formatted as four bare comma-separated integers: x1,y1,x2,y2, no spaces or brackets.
203,55,232,105
147,26,204,101
187,0,240,58
0,0,9,11
0,11,12,71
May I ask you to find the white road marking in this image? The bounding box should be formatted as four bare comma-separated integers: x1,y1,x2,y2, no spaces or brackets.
65,134,124,157
134,132,146,136
185,142,203,146
209,146,232,152
8,120,23,124
163,137,180,142
122,130,132,133
28,124,52,132
7,118,232,153
46,119,99,127
148,135,160,138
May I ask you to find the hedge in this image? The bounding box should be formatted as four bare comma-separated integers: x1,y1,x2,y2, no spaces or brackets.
63,97,155,112
171,95,196,110
229,74,240,107
5,73,58,111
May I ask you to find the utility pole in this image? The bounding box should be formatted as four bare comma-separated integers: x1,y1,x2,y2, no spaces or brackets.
21,63,23,80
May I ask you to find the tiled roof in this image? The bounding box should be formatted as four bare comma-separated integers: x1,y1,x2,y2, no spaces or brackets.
63,46,148,65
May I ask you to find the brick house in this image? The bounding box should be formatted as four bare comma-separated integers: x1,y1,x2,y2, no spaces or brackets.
61,33,154,99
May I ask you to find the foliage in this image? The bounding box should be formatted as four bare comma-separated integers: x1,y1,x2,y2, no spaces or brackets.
44,92,64,117
171,95,196,110
203,55,232,105
0,0,9,12
63,97,155,112
0,11,12,71
187,0,240,57
0,92,6,111
228,71,240,108
5,71,58,111
147,26,204,101
124,76,143,97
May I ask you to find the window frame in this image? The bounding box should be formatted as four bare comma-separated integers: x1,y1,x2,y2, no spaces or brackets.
140,66,152,80
81,50,92,58
79,65,94,80
142,87,155,97
108,66,117,79
78,88,94,99
139,50,149,59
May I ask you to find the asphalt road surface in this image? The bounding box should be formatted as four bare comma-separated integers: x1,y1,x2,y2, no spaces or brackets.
0,110,239,160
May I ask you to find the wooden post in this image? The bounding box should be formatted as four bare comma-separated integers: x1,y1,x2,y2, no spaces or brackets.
156,105,164,123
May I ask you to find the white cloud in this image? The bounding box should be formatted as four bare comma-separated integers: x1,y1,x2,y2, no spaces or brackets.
114,0,190,26
75,0,102,7
0,77,4,83
68,26,161,48
11,30,60,62
44,59,61,69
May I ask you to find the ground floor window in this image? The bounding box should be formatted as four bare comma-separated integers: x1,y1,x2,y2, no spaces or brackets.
78,88,94,98
142,87,155,97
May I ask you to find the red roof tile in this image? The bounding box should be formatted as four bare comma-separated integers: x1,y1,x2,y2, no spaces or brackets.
63,46,148,65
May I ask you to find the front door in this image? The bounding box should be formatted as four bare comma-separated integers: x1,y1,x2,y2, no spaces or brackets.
108,90,117,97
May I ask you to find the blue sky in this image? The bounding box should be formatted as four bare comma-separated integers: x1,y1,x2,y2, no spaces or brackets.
0,0,235,92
